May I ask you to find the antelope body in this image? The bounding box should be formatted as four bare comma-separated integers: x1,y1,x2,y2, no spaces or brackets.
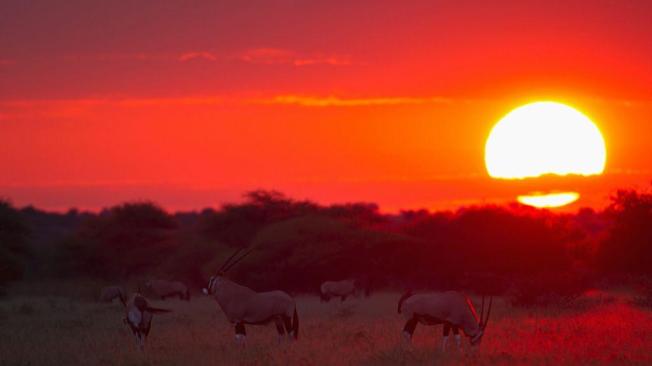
203,248,299,344
398,290,492,351
100,285,125,306
123,293,170,350
320,279,357,302
146,279,190,301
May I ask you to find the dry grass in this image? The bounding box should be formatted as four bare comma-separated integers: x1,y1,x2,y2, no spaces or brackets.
0,285,651,366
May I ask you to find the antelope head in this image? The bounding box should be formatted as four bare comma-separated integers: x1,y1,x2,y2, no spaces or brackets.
470,295,493,346
203,248,253,295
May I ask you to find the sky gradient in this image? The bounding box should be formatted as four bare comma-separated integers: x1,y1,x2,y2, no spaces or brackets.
2,0,652,212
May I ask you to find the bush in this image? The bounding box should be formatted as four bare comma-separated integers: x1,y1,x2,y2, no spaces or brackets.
0,200,30,284
508,271,588,307
632,278,652,308
64,201,177,279
598,189,652,274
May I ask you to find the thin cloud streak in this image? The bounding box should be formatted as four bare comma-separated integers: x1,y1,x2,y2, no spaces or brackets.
58,48,348,66
0,94,456,117
261,95,453,107
178,51,217,62
236,48,352,66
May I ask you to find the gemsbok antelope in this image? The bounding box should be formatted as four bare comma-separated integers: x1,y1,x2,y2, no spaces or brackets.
320,279,358,302
100,285,126,306
398,290,492,351
145,279,191,301
123,293,171,350
202,248,299,345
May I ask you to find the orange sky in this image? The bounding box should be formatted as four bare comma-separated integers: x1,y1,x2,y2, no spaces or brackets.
1,1,652,212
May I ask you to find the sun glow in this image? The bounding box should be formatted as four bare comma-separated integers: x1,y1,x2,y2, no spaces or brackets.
485,102,606,179
517,192,580,208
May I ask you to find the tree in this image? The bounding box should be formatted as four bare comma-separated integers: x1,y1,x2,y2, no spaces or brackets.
598,188,652,274
65,202,177,278
0,200,30,284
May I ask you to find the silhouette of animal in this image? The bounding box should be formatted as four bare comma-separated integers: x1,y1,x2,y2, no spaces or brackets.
398,290,492,351
203,248,299,345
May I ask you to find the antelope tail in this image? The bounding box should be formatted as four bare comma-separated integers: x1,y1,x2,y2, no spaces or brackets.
292,307,299,340
146,306,172,314
397,290,413,314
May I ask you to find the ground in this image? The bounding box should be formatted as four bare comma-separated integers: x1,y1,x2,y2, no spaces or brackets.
0,284,651,366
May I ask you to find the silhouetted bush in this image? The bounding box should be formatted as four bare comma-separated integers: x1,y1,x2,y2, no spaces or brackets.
598,189,652,274
62,202,176,279
0,200,30,284
508,271,589,307
632,277,652,308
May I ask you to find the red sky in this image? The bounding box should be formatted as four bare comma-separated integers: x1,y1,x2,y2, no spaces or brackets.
1,0,652,212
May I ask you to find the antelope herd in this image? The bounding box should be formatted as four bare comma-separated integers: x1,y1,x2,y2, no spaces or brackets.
101,248,492,354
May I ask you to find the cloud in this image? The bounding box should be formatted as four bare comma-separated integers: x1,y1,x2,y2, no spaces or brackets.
260,95,452,107
64,51,218,63
178,51,217,62
237,48,352,66
0,94,456,120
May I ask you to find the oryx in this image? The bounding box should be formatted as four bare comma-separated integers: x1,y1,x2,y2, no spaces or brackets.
320,279,358,302
398,290,492,351
100,285,126,306
202,248,299,345
145,279,190,301
123,293,171,350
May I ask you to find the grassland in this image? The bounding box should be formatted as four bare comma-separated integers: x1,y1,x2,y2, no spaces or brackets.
1,283,651,366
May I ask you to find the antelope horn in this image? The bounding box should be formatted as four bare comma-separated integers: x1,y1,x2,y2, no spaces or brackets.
219,248,243,272
222,248,254,273
483,296,493,329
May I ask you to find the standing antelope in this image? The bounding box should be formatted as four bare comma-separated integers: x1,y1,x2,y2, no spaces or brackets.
398,290,492,351
100,285,126,306
320,279,358,302
123,293,171,350
202,248,299,345
145,279,191,301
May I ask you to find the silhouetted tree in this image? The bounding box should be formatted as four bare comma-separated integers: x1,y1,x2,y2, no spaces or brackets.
63,202,176,278
598,188,652,274
0,200,30,284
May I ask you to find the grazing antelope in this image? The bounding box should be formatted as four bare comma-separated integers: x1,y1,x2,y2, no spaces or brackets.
320,279,358,302
202,248,299,345
99,285,126,306
123,293,171,350
145,279,190,301
398,290,492,351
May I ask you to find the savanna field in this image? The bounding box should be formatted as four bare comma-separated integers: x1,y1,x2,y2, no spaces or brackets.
1,283,651,366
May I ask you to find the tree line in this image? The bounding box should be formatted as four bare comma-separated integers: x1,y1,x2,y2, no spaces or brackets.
1,188,651,302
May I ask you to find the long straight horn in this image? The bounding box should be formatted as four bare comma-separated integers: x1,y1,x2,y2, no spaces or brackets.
219,248,243,272
483,296,493,329
222,248,254,273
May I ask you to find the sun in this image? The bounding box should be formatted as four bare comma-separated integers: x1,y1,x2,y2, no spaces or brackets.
485,101,606,179
485,101,607,208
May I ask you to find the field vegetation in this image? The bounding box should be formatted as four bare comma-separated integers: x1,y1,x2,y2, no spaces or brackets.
1,284,651,366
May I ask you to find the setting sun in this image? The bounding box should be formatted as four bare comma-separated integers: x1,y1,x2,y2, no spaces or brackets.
517,192,580,208
485,102,607,179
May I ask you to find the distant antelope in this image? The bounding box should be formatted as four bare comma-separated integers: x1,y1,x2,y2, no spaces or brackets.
320,279,358,302
145,279,190,301
202,248,299,345
123,293,171,350
100,285,126,306
398,290,492,351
